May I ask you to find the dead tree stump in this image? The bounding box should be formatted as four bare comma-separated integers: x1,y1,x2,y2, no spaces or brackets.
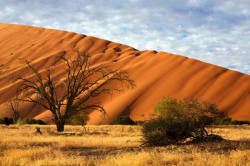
35,127,42,134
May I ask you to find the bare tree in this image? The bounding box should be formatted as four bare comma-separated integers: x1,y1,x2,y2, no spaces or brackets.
8,98,21,123
17,51,135,132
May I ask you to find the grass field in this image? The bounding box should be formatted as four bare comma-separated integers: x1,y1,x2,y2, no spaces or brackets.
1,124,250,166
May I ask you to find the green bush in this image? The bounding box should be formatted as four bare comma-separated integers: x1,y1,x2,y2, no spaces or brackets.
0,118,45,125
16,118,46,125
65,112,89,126
142,97,224,146
111,115,138,125
211,117,250,125
142,117,199,145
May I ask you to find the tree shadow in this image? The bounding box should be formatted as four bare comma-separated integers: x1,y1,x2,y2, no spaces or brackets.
59,136,250,157
60,146,141,157
45,130,109,136
192,139,250,154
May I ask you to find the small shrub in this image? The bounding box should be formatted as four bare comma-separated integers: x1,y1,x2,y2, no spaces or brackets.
16,118,46,125
213,117,233,125
111,115,137,125
232,120,250,125
16,118,26,125
142,117,197,145
65,112,89,126
0,117,14,125
211,117,250,125
27,119,46,125
142,97,224,146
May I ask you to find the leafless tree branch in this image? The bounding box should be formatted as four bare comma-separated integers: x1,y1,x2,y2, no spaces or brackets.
17,50,135,132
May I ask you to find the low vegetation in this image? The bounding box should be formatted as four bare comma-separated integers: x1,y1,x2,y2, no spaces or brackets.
1,96,250,165
0,117,46,125
111,115,138,125
65,112,90,126
142,97,225,146
16,118,46,125
1,124,250,166
0,117,13,125
211,117,250,125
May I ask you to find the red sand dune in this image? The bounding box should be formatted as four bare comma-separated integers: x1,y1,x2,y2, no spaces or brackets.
0,23,249,124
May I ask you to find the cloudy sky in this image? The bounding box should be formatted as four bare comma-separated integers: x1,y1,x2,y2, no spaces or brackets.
1,0,250,74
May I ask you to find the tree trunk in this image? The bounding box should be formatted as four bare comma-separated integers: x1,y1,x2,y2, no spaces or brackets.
56,120,65,132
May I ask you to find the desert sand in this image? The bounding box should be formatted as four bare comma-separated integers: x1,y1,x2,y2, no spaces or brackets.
0,23,249,124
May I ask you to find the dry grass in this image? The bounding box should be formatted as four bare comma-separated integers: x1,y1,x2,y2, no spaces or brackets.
1,124,250,166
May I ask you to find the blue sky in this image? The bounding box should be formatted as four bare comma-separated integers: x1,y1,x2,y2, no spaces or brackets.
0,0,250,74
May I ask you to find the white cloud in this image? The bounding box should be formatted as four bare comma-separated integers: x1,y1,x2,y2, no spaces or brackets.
0,0,249,74
187,0,204,7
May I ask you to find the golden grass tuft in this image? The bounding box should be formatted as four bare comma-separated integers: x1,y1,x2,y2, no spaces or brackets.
1,124,250,166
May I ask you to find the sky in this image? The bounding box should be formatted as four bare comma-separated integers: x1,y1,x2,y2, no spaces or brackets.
0,0,250,74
